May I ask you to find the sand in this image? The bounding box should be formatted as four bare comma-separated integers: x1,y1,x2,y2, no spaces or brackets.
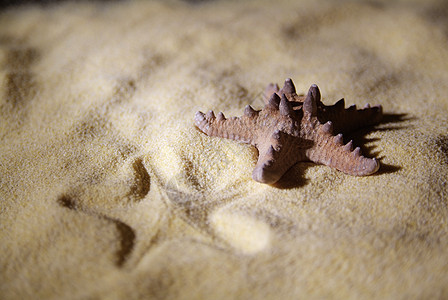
1,0,447,299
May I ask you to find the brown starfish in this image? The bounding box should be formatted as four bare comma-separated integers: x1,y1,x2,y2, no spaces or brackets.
194,79,383,184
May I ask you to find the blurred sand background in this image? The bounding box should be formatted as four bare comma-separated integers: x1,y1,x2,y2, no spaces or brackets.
1,0,448,299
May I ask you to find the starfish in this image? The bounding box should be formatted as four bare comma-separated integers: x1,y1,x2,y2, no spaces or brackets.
194,78,383,184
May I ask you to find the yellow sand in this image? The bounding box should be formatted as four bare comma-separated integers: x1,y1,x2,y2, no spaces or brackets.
1,0,447,299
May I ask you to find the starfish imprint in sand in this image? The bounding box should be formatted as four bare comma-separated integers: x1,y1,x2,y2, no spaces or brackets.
194,78,383,184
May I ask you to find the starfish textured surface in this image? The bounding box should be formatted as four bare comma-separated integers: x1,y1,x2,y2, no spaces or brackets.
195,79,383,184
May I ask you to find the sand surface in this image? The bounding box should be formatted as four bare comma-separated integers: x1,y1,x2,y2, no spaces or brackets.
1,0,448,299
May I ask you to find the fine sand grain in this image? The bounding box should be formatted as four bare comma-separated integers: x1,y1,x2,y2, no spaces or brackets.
1,0,448,299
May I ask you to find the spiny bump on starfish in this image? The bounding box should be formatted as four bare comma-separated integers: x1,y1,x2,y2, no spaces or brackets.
194,78,383,184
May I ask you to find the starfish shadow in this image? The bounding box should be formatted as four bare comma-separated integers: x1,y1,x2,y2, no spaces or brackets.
352,113,411,176
273,113,410,189
272,164,310,189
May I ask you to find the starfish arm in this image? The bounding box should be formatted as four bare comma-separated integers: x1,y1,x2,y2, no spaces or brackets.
194,108,258,145
306,124,380,176
319,100,383,134
252,145,292,184
252,131,309,184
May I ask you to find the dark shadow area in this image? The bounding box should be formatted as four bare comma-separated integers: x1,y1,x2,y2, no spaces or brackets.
347,113,410,174
57,194,77,209
375,162,402,175
129,157,151,201
57,194,136,268
0,0,215,10
351,113,412,154
182,0,216,4
113,219,136,267
271,164,310,189
379,113,412,124
435,135,448,164
0,0,124,10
